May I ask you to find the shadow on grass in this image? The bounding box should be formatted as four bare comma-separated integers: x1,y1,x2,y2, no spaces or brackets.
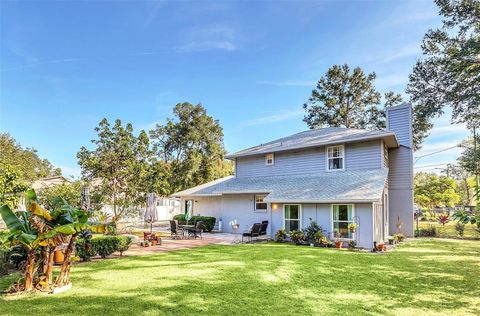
0,239,479,316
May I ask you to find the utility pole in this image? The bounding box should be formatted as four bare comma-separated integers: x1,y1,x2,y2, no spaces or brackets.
474,126,479,204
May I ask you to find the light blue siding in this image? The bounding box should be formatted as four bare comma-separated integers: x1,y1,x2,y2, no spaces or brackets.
186,196,375,248
386,104,414,236
345,140,382,170
387,105,412,147
236,140,382,178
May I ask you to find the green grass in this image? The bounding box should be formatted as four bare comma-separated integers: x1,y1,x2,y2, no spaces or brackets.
418,221,480,238
1,239,479,315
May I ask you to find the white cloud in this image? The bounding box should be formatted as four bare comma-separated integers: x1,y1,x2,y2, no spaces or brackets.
144,0,168,27
256,80,316,87
176,24,239,53
240,109,304,127
176,41,237,53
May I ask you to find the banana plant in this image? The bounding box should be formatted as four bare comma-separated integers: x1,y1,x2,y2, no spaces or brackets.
1,189,113,292
0,204,39,291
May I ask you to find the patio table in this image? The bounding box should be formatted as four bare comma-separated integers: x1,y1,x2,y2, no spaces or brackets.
178,225,195,238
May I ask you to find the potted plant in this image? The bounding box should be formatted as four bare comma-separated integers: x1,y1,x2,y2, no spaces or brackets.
275,229,287,242
376,242,385,251
347,240,356,250
387,236,395,245
348,223,358,234
334,239,343,248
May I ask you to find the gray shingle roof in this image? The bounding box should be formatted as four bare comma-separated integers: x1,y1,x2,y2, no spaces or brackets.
172,169,388,203
226,127,398,159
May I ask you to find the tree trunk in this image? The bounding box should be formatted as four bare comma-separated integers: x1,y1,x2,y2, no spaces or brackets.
55,234,77,287
24,249,36,291
46,248,55,285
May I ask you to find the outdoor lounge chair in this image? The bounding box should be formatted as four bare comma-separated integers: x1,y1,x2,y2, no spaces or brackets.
242,223,262,242
187,221,204,239
169,220,183,239
259,221,268,236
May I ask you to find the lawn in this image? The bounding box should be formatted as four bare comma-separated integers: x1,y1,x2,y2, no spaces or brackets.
1,239,479,316
418,221,479,238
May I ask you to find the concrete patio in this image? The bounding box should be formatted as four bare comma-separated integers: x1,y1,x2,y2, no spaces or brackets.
121,232,242,257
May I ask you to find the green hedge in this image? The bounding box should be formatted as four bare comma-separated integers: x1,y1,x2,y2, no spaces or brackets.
173,215,216,232
76,235,133,260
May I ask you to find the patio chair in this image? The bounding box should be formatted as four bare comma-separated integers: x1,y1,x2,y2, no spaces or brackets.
242,223,262,242
188,221,204,239
169,220,183,240
259,221,268,236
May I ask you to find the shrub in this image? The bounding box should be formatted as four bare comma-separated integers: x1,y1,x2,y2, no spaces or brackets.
91,236,118,258
117,236,133,256
394,233,406,242
347,240,357,250
290,230,305,244
275,229,287,242
455,221,465,237
77,235,133,259
173,215,216,232
303,220,323,244
416,225,437,237
75,238,96,261
314,230,325,245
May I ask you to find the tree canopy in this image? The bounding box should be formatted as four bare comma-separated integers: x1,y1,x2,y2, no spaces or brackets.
77,103,233,221
407,0,480,145
0,133,61,182
149,102,233,193
414,172,461,210
77,119,149,220
302,64,413,142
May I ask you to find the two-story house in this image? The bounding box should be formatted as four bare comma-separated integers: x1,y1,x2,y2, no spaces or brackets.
172,103,414,248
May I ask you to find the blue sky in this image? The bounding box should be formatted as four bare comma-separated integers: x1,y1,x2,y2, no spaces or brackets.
0,0,470,178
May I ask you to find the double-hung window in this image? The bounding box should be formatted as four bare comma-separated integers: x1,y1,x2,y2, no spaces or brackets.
284,204,301,233
332,204,354,239
327,145,344,171
265,153,274,165
254,195,267,212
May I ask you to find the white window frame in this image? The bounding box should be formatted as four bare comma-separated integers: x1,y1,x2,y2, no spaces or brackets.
283,204,302,233
265,153,274,166
331,204,355,240
254,194,268,212
326,145,345,171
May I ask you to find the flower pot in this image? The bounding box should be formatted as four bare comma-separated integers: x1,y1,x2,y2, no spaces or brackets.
335,241,342,249
151,240,158,246
54,250,65,264
376,244,384,252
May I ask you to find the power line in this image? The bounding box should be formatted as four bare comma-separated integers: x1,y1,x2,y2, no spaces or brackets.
413,145,460,164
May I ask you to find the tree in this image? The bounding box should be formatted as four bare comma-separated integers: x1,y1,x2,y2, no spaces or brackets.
77,119,149,221
407,0,480,146
149,102,233,194
458,136,480,179
37,181,82,210
443,164,475,207
0,165,28,209
414,172,461,211
0,133,61,183
302,64,417,142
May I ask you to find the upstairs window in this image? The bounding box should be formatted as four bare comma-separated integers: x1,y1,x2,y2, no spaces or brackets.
265,153,274,165
327,145,344,171
254,195,267,211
